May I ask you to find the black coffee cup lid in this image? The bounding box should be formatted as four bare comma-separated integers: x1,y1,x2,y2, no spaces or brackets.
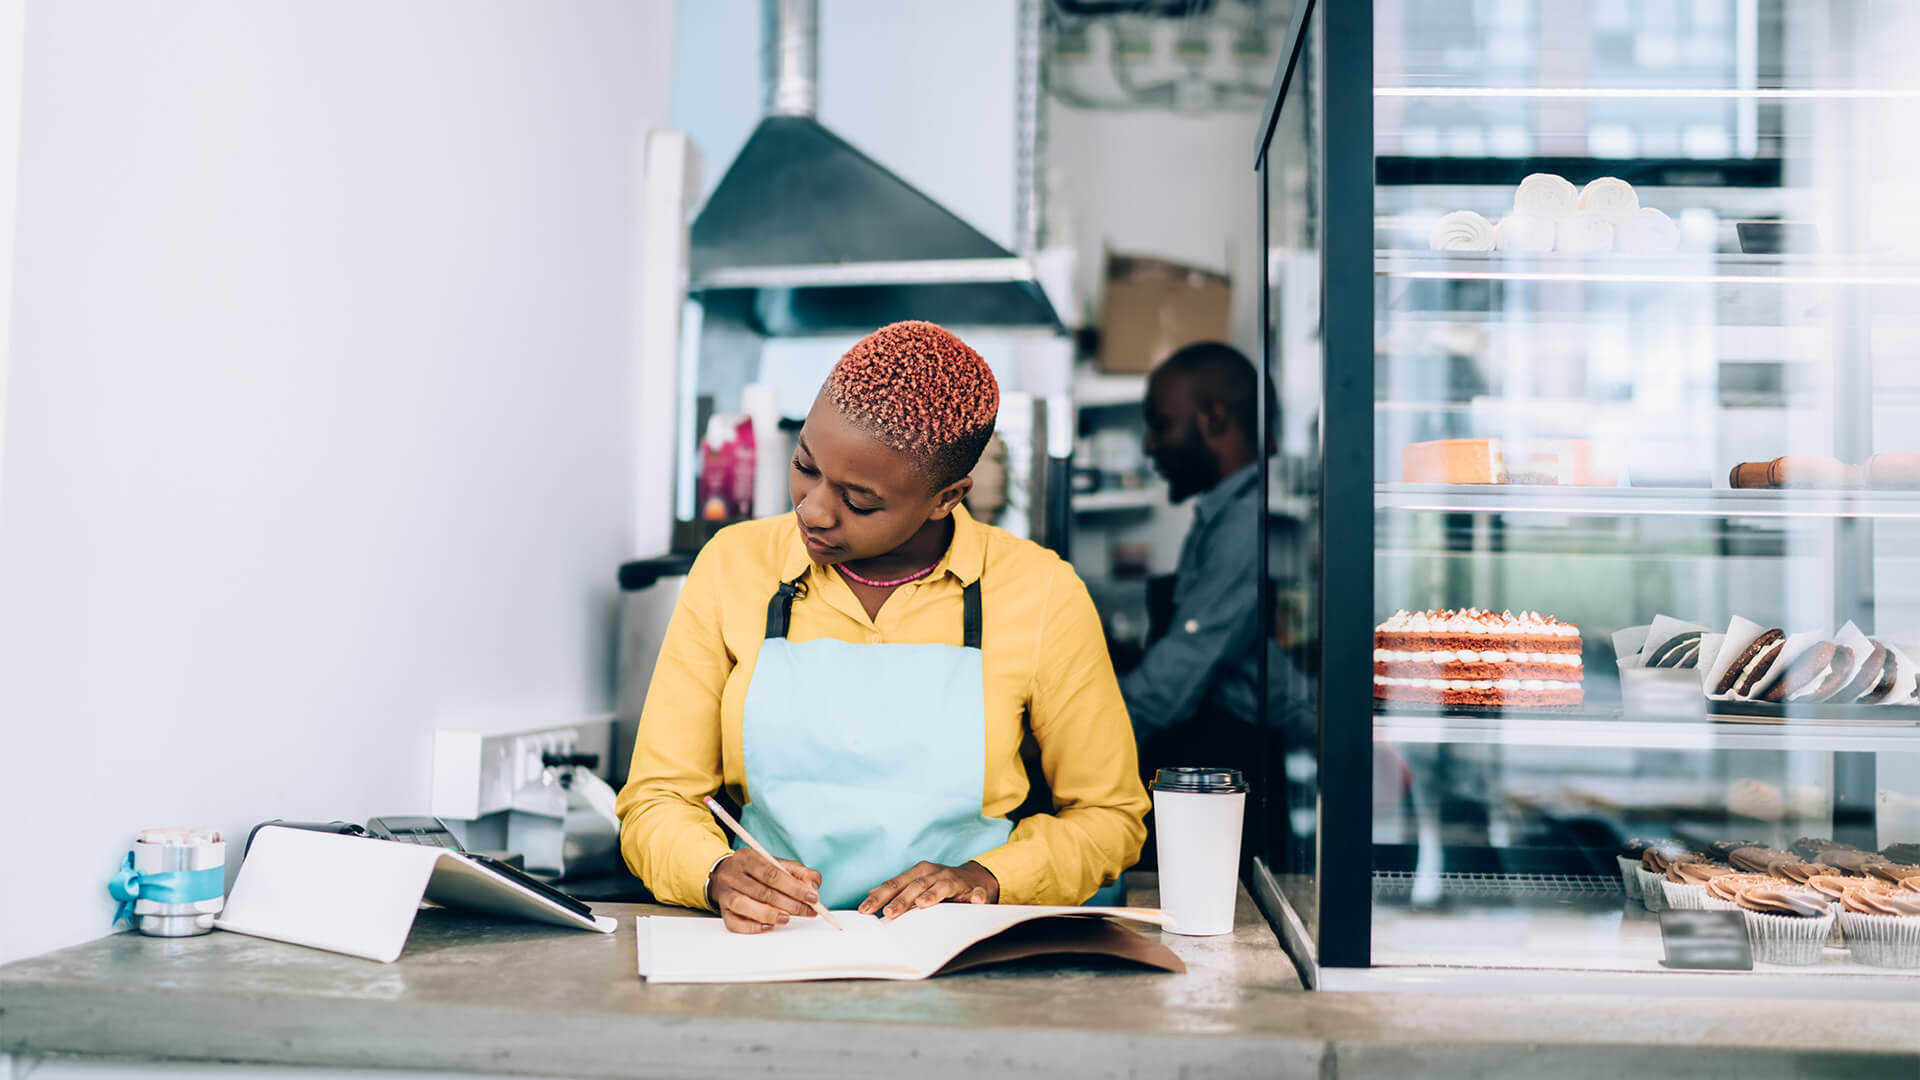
1151,767,1248,793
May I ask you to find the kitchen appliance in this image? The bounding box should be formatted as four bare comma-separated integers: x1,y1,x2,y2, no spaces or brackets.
688,0,1062,336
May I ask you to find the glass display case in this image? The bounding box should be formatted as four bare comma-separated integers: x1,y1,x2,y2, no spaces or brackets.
1255,0,1920,994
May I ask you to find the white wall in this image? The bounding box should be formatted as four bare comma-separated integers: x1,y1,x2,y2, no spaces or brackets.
0,0,673,965
0,0,21,500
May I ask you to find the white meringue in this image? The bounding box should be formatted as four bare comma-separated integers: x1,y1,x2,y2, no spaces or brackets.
1495,212,1557,253
1556,211,1617,254
1513,173,1578,216
1429,210,1497,252
1576,176,1640,217
1616,206,1681,254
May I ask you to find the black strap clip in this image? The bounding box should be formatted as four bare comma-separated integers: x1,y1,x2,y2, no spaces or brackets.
765,576,809,639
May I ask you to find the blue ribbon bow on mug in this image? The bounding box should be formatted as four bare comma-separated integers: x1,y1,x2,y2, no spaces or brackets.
107,852,225,925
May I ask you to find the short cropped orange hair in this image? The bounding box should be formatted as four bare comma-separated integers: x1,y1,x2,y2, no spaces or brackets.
825,321,999,489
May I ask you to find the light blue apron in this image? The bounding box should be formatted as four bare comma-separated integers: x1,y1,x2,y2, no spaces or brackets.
739,574,1014,910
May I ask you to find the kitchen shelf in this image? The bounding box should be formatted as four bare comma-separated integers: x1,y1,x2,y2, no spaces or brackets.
1376,708,1920,753
1072,488,1158,514
1376,483,1920,520
1072,371,1148,410
1375,250,1920,287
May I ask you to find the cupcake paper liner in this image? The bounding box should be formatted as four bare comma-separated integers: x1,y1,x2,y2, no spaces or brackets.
1742,909,1834,966
1702,896,1740,912
1826,901,1846,948
1661,880,1709,911
1637,868,1669,912
1617,856,1643,900
1839,911,1920,969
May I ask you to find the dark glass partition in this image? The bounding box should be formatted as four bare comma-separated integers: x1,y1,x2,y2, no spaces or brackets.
1253,0,1374,977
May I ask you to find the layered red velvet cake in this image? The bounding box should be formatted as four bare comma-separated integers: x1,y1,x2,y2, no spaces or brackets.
1374,608,1584,707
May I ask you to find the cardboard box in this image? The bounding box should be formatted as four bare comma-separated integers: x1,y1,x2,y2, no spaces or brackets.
1096,252,1231,374
1401,437,1603,486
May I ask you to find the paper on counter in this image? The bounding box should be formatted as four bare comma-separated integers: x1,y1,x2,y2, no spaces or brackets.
1704,616,1769,701
636,906,1177,983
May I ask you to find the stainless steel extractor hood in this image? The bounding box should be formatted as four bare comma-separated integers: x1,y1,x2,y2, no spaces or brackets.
689,0,1061,336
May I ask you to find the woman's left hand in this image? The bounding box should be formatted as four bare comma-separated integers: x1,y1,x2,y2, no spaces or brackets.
860,860,1000,918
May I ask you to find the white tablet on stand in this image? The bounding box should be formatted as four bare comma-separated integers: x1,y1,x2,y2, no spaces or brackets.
215,825,616,963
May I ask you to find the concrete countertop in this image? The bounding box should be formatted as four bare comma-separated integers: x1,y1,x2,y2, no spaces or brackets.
4,877,1919,1078
2,878,1300,1079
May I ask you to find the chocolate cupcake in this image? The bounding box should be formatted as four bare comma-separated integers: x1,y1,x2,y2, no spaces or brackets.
1865,861,1913,887
1800,874,1866,948
1662,862,1736,910
1819,848,1892,876
1769,861,1836,885
1703,873,1776,911
1882,842,1920,866
1727,845,1793,874
1737,884,1836,965
1839,889,1920,968
1638,848,1708,912
1708,839,1770,862
1643,848,1708,873
1804,874,1867,910
1616,838,1658,900
1791,836,1846,860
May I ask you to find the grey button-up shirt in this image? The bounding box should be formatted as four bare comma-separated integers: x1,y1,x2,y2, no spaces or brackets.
1119,461,1273,737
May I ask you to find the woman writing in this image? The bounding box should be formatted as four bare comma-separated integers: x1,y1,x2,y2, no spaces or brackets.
616,321,1149,932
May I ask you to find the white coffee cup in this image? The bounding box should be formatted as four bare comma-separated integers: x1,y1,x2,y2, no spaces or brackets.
1151,767,1247,936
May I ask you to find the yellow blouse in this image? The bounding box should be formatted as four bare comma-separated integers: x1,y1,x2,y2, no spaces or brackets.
615,505,1150,909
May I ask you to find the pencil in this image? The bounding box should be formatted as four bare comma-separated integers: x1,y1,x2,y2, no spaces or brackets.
703,795,844,930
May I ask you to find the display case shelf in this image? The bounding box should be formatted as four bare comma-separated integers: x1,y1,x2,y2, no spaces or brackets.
1376,483,1920,520
1375,250,1920,287
1376,708,1920,754
1071,488,1157,514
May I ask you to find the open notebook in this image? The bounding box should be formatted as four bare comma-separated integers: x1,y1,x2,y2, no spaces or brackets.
636,905,1183,983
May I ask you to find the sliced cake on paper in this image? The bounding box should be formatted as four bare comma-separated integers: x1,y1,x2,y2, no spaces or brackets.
1374,608,1583,708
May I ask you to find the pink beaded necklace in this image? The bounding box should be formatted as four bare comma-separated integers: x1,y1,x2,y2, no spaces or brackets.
837,559,941,589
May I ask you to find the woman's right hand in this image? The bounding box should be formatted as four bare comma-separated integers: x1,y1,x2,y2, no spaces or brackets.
708,850,824,934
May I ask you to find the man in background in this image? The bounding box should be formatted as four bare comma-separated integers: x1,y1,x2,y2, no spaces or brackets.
1120,342,1287,774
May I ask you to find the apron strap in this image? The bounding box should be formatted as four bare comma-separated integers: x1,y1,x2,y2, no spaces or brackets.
765,573,981,648
764,576,808,640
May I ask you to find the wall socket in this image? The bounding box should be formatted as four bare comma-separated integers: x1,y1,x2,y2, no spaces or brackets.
432,716,613,822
